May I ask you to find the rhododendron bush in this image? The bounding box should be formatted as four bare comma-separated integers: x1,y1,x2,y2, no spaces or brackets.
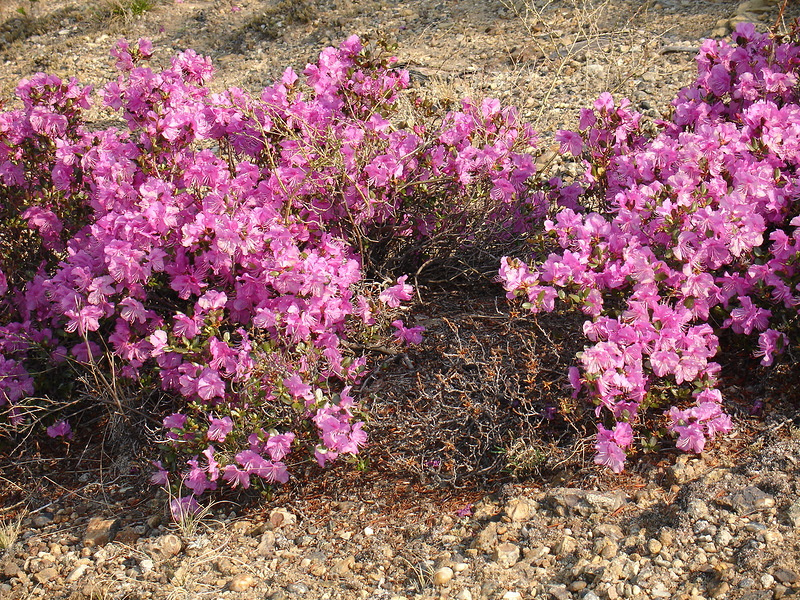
502,23,800,472
0,35,548,502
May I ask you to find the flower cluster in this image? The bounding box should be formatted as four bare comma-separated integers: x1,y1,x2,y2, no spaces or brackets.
502,23,800,471
0,35,546,504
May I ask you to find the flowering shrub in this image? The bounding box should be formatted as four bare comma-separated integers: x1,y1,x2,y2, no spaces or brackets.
0,35,547,501
501,23,800,472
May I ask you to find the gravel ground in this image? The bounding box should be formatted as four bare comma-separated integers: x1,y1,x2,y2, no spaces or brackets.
3,1,800,599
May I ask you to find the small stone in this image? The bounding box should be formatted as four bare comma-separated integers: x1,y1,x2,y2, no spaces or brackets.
761,574,775,588
494,542,520,568
269,591,288,600
648,539,663,555
140,559,154,573
157,534,182,557
32,513,54,528
286,582,309,594
729,486,775,514
773,568,800,584
471,522,498,553
228,573,255,592
269,508,296,529
3,562,20,578
554,535,576,556
547,584,570,600
66,563,89,583
502,592,522,600
505,498,532,522
83,517,119,547
215,557,235,575
568,580,587,592
709,581,730,598
363,527,374,536
330,555,355,576
33,567,58,584
456,590,473,600
258,531,276,556
453,562,469,572
433,566,454,586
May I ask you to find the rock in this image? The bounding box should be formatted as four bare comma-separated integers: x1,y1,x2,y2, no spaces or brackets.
32,513,54,528
215,557,235,575
257,530,276,556
547,488,626,517
433,566,454,585
471,522,498,553
554,535,577,556
228,573,255,592
456,590,473,600
547,583,571,600
330,555,355,576
269,508,296,529
83,517,120,547
773,568,800,584
502,592,522,600
66,563,89,583
786,500,800,527
595,524,624,540
157,534,182,557
3,562,21,578
139,559,154,573
709,581,730,598
648,539,663,555
286,582,309,594
728,486,775,514
493,543,520,568
33,567,58,584
505,498,532,522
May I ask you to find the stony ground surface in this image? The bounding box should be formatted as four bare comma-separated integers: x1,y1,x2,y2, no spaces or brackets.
3,0,800,599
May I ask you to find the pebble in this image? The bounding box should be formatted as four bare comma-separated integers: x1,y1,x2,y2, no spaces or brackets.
83,518,119,547
433,566,454,585
228,573,255,592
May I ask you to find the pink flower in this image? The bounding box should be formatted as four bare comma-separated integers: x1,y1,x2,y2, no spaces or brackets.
265,432,295,461
221,465,251,489
170,496,200,521
163,413,187,429
196,368,225,401
594,440,626,473
555,130,583,156
150,460,169,486
283,375,313,400
379,275,413,308
391,320,425,345
46,420,73,440
207,416,233,442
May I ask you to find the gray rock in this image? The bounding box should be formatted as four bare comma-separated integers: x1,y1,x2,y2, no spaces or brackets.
728,486,775,514
258,530,276,556
547,583,571,600
493,543,520,568
547,488,627,517
773,568,800,584
286,582,309,594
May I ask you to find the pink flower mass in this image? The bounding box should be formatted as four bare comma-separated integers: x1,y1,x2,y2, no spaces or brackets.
3,22,800,510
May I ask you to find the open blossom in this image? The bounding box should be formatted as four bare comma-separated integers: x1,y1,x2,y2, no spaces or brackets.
207,415,233,442
391,320,425,345
46,420,73,440
379,275,413,308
